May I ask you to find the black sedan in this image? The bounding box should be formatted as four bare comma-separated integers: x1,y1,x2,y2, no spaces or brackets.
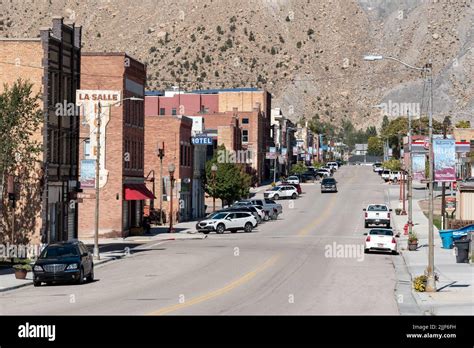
33,241,94,286
321,177,338,193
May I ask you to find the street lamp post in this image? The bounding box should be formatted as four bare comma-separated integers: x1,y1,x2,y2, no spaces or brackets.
364,55,436,292
211,164,217,212
92,97,143,260
157,142,165,225
168,163,176,233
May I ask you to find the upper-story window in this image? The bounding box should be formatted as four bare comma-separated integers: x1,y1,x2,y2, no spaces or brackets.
172,108,177,116
160,108,165,116
242,118,249,124
242,130,249,143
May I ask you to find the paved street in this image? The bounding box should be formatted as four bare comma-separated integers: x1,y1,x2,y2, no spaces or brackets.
0,166,400,315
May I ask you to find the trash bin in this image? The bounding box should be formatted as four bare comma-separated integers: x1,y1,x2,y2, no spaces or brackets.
454,235,471,263
439,230,455,249
439,230,469,249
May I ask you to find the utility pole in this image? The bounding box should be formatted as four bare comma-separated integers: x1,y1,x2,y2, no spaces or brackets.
440,118,449,229
426,62,436,292
93,101,101,260
407,110,413,234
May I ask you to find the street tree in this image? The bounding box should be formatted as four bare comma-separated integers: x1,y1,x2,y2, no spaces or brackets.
367,136,383,156
455,120,471,128
290,162,307,175
0,79,43,243
205,145,252,206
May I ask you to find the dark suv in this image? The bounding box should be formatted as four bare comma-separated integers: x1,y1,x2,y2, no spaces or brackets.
33,241,94,286
321,177,338,193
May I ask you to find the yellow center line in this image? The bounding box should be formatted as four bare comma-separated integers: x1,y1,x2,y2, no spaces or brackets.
148,254,281,315
298,174,356,236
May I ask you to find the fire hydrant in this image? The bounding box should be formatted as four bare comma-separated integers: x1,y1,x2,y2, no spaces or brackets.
404,223,409,235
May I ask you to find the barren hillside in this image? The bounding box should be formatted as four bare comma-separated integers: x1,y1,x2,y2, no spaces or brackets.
0,0,472,129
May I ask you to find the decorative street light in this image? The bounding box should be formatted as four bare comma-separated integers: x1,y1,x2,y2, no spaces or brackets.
364,54,436,292
211,164,218,212
157,142,165,225
168,163,176,233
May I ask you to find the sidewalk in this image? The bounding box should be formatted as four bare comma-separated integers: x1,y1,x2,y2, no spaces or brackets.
0,221,207,293
387,185,474,315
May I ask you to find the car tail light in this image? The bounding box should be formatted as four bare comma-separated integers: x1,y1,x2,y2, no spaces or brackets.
392,237,396,244
365,212,368,218
366,235,371,242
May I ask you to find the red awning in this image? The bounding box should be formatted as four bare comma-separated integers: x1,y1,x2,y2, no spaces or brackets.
124,184,156,201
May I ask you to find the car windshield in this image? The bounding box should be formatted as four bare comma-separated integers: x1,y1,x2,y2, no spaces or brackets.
370,229,393,236
368,205,388,211
211,213,228,219
288,176,298,180
322,178,336,184
40,245,79,259
270,187,281,191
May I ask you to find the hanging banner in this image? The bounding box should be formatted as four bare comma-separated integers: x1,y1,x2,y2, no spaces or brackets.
412,154,426,182
433,139,456,182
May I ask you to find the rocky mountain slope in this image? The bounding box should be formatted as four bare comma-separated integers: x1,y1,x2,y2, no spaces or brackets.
0,0,472,129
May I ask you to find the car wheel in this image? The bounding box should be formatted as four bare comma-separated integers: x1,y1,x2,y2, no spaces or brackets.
264,214,269,221
216,223,225,234
273,194,279,200
244,222,253,233
291,193,297,199
86,266,94,283
77,267,84,284
33,280,41,287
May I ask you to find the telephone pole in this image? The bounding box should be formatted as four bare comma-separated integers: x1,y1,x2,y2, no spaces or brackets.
93,101,102,260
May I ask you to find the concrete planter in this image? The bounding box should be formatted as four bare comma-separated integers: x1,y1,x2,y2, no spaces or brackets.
14,269,28,279
408,241,418,251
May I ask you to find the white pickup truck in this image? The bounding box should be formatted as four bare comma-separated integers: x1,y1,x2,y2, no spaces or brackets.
363,204,392,228
381,170,401,182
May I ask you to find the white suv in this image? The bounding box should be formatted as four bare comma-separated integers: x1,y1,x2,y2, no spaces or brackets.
264,185,298,200
196,211,257,234
287,175,300,184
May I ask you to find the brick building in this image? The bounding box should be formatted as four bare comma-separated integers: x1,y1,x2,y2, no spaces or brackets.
77,53,149,238
144,115,193,223
144,88,272,183
0,17,82,244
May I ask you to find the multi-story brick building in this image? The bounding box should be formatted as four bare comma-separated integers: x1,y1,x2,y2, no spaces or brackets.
77,53,149,238
144,88,272,183
144,115,193,223
0,17,82,244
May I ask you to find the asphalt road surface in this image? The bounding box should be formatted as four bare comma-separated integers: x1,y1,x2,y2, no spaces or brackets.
0,165,400,315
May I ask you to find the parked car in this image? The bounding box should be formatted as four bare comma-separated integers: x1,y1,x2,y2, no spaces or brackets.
320,177,337,193
196,211,257,234
373,162,383,173
223,205,261,223
363,204,392,228
286,175,300,184
249,198,282,220
281,181,302,194
364,228,397,254
300,172,317,182
316,169,332,178
33,241,94,286
327,161,339,171
381,170,401,182
264,185,298,200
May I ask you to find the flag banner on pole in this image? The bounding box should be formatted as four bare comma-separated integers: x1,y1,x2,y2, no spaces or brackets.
433,138,456,182
412,154,426,182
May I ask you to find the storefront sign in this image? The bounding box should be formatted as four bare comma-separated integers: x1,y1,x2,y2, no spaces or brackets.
191,136,213,145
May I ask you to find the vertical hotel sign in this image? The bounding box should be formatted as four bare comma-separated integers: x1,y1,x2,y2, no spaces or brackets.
433,138,456,182
76,90,122,188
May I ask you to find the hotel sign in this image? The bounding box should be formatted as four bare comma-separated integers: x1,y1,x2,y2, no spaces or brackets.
76,90,122,189
191,136,213,145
